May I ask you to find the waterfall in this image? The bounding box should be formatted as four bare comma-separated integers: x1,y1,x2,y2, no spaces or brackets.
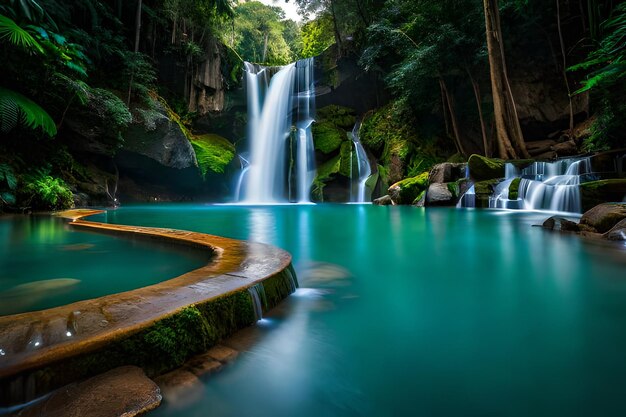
350,121,372,202
237,58,317,204
247,284,267,321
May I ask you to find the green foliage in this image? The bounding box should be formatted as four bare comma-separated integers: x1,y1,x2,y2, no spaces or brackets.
0,14,43,52
0,86,57,136
316,105,356,128
311,154,341,201
391,171,430,204
21,169,73,210
301,13,334,58
191,133,236,177
0,163,17,205
339,140,356,178
89,88,131,131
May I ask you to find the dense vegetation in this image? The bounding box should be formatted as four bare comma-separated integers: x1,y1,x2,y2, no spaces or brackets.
0,0,624,209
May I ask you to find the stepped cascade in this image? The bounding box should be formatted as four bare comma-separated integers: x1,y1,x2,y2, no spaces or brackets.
458,156,596,213
237,58,317,204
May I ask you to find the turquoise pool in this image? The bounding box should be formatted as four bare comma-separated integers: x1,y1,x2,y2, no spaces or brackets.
90,204,626,417
0,215,210,316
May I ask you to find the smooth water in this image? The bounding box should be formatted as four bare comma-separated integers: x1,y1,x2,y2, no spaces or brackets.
91,204,626,417
0,216,209,316
350,121,372,203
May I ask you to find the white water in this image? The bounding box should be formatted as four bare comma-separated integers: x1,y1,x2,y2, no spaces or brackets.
350,121,372,202
458,156,593,213
237,58,316,204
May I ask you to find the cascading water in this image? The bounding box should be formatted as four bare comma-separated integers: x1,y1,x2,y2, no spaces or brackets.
237,58,317,203
349,121,372,202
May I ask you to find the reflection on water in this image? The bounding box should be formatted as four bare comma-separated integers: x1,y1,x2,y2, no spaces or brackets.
96,205,626,417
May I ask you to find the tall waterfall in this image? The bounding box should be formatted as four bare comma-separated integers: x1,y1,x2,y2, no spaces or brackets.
349,121,372,202
237,58,316,204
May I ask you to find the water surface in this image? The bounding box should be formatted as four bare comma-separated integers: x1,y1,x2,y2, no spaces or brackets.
93,204,626,417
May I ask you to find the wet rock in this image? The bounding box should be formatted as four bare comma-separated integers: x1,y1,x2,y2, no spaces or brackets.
14,366,161,417
526,139,556,156
373,195,392,206
467,154,505,181
605,219,626,241
154,369,202,405
425,183,456,206
580,203,626,233
184,353,223,377
534,150,558,160
580,179,626,212
428,163,466,184
551,139,578,156
205,345,238,363
388,172,429,205
542,216,580,232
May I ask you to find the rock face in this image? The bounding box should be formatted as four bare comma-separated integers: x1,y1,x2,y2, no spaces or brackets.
123,100,197,170
429,163,466,184
14,366,161,417
580,179,626,212
468,154,505,181
189,38,225,114
605,219,626,241
425,183,455,206
580,203,626,233
542,216,580,232
388,172,429,205
373,195,392,206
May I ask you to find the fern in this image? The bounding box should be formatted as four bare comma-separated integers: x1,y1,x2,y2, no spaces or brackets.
0,87,57,136
0,14,43,53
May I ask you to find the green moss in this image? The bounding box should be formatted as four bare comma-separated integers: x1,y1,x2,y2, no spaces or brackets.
312,121,346,154
468,154,505,181
447,182,460,198
473,178,502,208
316,105,356,129
311,155,341,201
580,179,626,212
190,134,235,176
413,189,426,205
391,171,429,203
508,177,522,200
339,141,356,178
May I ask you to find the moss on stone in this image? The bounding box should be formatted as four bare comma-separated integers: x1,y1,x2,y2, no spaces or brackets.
473,178,502,208
312,121,346,154
468,154,505,181
190,134,235,177
316,105,356,129
389,171,429,204
508,177,522,200
446,182,460,199
311,155,341,201
580,179,626,212
339,141,356,178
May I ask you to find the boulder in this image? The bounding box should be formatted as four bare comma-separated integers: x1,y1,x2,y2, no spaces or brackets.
580,179,626,212
580,203,626,233
425,183,456,206
542,216,580,232
123,100,197,170
526,139,556,156
468,154,505,181
429,163,467,184
373,195,392,206
473,179,502,208
154,369,202,406
551,139,578,156
605,219,626,241
14,366,161,417
388,172,429,205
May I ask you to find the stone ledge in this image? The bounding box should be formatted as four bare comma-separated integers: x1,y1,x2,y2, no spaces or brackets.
0,210,297,405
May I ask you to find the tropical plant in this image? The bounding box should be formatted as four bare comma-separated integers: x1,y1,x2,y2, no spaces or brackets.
0,163,18,206
21,169,74,210
0,87,57,136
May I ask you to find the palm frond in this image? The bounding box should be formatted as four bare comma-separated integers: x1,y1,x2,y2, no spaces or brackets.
0,87,57,136
0,14,43,53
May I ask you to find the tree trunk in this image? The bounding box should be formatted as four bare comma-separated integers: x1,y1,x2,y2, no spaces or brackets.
329,0,343,55
262,32,269,63
439,79,451,138
556,0,574,133
467,68,489,157
483,0,529,159
354,0,369,26
134,0,142,53
440,78,466,157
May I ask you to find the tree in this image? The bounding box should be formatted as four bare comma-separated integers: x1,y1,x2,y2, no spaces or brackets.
483,0,529,159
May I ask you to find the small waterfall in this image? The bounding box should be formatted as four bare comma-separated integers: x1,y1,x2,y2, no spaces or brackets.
234,154,250,201
350,121,372,202
238,58,317,204
247,284,267,321
457,184,476,208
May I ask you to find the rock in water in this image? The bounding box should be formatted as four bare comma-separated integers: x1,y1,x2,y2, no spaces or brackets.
425,183,455,206
605,219,626,241
580,203,626,233
428,163,467,184
14,366,161,417
373,195,392,206
542,216,580,232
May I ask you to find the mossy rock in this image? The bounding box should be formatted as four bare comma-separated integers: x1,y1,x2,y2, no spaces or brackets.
312,121,346,154
473,178,503,208
312,155,341,201
339,141,356,178
580,203,626,233
468,154,505,181
508,177,522,200
580,179,626,212
388,171,429,205
190,134,235,177
316,105,356,129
